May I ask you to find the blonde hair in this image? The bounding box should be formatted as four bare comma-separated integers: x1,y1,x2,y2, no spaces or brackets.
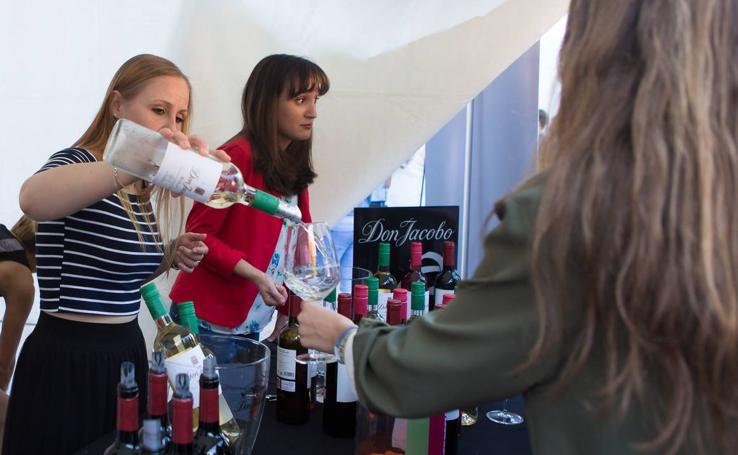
74,54,190,266
530,1,738,453
10,215,36,258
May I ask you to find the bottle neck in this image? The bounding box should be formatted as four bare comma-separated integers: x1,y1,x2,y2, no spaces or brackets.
154,314,174,330
172,397,193,446
410,259,421,272
116,393,140,444
199,380,220,426
147,373,168,423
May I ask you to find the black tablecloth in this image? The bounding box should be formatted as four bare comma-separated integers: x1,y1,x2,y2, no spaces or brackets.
78,340,533,454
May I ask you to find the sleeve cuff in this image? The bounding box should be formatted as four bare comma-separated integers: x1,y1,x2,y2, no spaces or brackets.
344,331,357,391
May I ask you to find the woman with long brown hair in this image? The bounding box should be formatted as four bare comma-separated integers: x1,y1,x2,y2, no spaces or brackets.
169,54,328,343
6,54,224,454
297,1,738,453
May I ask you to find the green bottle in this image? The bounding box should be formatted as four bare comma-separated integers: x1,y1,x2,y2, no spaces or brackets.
366,276,381,321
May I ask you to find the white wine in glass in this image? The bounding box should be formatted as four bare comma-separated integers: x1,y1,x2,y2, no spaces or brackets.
281,222,341,364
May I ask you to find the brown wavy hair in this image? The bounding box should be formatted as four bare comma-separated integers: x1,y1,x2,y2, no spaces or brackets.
73,54,190,265
531,1,738,453
238,54,329,196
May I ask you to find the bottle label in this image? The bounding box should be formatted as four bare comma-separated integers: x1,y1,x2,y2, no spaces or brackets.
277,377,296,392
377,291,392,322
434,289,455,309
152,142,221,202
424,291,430,313
277,346,297,379
336,363,358,403
165,345,206,408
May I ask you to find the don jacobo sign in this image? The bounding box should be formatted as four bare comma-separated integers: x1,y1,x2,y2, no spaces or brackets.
352,206,459,319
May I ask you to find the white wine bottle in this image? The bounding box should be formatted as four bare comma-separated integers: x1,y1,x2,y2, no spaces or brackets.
141,282,206,410
103,118,303,222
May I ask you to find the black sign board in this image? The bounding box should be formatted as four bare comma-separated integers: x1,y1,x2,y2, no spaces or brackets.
352,206,459,289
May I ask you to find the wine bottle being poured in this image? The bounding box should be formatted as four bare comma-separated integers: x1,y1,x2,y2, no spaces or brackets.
103,118,303,223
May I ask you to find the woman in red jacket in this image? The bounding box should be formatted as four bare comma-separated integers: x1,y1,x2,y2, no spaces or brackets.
170,54,329,341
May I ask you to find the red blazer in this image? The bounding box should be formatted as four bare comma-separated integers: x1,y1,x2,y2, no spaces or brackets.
169,136,312,327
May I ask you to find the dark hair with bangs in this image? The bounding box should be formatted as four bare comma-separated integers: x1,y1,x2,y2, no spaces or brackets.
238,54,330,196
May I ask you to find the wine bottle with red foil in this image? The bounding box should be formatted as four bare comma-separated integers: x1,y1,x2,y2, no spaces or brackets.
142,419,166,455
392,288,408,324
193,356,232,454
177,301,239,442
170,373,195,454
323,293,358,438
401,242,429,312
434,241,460,311
436,292,457,311
357,299,406,455
405,281,430,454
104,362,141,454
276,294,310,424
365,277,381,321
353,284,368,324
386,299,403,326
144,350,170,452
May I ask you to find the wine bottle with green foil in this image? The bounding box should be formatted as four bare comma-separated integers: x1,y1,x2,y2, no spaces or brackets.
406,281,426,325
104,118,303,223
374,242,398,292
365,277,381,321
141,283,206,416
104,362,141,454
405,281,430,454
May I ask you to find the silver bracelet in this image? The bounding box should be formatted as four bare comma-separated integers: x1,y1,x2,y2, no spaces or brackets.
112,166,125,189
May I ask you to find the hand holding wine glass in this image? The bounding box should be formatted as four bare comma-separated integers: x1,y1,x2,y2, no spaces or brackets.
282,221,341,363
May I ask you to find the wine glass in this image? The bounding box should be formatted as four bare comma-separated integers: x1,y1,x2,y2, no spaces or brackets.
282,222,341,364
486,398,524,425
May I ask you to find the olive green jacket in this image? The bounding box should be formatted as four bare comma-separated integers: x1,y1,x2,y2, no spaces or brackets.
352,174,681,455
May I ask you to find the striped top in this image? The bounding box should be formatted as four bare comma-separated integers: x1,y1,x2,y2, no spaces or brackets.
35,148,164,315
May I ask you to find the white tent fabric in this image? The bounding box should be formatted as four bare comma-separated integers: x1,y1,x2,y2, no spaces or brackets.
0,0,568,370
168,0,569,224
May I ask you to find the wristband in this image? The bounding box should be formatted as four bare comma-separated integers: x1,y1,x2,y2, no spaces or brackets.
112,166,125,190
334,326,357,364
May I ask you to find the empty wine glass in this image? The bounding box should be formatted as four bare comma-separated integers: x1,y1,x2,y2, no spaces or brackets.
486,398,524,425
281,222,341,364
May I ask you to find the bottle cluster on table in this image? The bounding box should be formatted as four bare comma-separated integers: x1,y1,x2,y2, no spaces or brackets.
104,357,232,455
271,240,464,454
103,282,239,454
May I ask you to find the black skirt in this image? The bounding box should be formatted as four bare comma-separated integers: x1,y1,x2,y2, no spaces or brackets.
3,312,148,455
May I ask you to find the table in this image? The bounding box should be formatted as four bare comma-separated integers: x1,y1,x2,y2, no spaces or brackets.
78,340,533,454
